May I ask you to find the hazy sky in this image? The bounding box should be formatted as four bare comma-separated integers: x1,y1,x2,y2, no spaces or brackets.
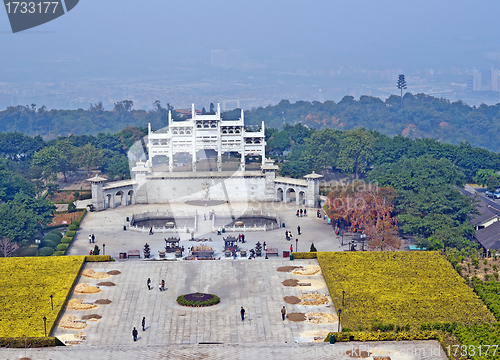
1,1,500,83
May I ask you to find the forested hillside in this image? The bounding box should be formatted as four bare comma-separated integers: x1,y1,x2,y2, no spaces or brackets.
2,93,500,152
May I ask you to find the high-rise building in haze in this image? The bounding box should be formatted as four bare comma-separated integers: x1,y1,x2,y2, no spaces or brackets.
467,69,481,91
491,68,500,91
210,49,242,69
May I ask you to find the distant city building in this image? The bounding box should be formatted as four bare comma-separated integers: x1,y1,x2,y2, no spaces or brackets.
210,49,242,69
222,98,257,111
491,68,500,91
467,69,481,91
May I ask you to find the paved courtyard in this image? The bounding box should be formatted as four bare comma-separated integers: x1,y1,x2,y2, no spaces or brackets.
53,259,335,345
67,201,343,259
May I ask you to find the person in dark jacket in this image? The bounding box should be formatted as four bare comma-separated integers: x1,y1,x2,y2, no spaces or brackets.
142,317,146,331
240,306,246,321
132,327,138,341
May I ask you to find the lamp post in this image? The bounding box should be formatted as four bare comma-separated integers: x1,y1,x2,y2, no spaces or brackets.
342,290,345,306
49,294,53,310
295,238,298,253
103,244,105,255
43,316,47,337
337,309,342,332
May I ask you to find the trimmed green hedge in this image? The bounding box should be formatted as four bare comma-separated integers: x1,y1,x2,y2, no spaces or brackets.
71,220,80,226
61,237,72,244
56,244,68,252
65,231,76,238
39,240,56,249
0,336,64,348
325,330,439,342
38,247,55,256
42,234,61,245
68,224,78,231
52,251,65,256
292,252,318,259
77,208,87,223
48,230,63,239
85,255,112,262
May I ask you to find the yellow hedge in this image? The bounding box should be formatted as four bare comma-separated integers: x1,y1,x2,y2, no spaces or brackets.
292,252,318,259
317,251,495,330
84,255,111,262
0,256,85,337
325,330,439,342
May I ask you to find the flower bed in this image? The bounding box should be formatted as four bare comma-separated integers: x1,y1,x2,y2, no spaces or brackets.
46,211,84,227
0,256,85,337
177,292,220,307
317,251,495,330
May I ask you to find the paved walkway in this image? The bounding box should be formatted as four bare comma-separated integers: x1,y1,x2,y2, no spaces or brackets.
1,340,448,359
68,202,342,259
53,259,334,345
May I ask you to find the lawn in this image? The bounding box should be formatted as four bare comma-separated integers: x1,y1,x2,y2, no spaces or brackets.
317,251,495,330
0,256,85,337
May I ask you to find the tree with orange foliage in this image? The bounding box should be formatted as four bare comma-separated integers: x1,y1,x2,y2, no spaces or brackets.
325,180,400,250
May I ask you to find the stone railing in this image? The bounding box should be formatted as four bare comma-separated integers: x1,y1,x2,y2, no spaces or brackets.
128,210,197,233
211,209,280,232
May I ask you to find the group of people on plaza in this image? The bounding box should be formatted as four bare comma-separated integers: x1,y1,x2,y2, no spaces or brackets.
146,277,165,291
285,225,301,240
295,209,306,217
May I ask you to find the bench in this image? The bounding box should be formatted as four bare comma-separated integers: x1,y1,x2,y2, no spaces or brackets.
128,250,140,258
266,247,278,256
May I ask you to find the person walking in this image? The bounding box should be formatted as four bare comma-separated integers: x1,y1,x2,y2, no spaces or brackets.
240,306,246,321
297,225,301,235
285,230,288,240
147,278,151,290
281,306,286,321
88,234,92,244
300,209,303,217
242,234,245,243
149,227,153,235
159,282,162,291
304,209,307,217
91,234,95,243
132,327,138,341
142,317,146,331
296,210,299,217
290,244,293,252
161,280,165,291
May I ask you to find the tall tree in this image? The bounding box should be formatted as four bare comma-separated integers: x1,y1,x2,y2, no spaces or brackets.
72,144,103,176
397,74,407,109
338,128,375,179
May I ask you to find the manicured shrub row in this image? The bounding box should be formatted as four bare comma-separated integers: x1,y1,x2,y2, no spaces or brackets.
176,293,220,307
0,336,64,348
61,237,72,244
292,252,317,259
316,251,495,330
68,224,78,231
56,244,68,252
52,251,65,256
65,231,76,238
38,247,55,256
0,256,86,337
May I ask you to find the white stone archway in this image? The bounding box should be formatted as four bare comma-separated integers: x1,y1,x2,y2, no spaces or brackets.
276,187,284,202
127,190,134,205
115,191,124,207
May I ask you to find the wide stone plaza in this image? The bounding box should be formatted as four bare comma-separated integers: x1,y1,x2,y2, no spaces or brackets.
68,201,342,259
